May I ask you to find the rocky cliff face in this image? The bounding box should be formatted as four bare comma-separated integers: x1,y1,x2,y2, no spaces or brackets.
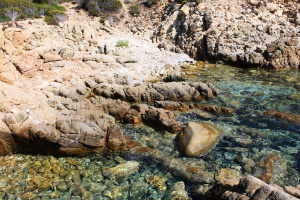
153,0,300,69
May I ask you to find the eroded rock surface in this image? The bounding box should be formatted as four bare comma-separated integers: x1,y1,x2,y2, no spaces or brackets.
154,1,300,69
93,81,218,102
125,104,182,132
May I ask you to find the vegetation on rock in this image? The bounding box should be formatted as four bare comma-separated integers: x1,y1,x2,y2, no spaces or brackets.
44,9,67,24
77,0,122,16
116,40,129,48
0,0,68,24
146,0,158,7
129,5,140,15
4,7,22,23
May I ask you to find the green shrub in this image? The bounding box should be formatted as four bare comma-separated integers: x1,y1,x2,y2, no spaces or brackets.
79,0,122,13
100,13,111,23
0,15,12,23
146,0,157,7
116,40,129,48
0,0,69,23
178,0,201,4
44,10,67,24
89,9,99,16
129,5,140,15
44,15,57,24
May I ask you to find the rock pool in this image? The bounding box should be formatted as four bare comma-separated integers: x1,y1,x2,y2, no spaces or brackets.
0,63,299,199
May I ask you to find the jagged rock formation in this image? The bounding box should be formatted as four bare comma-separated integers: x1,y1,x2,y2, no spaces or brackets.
153,1,300,69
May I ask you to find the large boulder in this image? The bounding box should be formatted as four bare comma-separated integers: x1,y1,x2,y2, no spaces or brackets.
178,122,222,156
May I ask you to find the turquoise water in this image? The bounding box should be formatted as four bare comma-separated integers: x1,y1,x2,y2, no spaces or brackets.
0,64,299,199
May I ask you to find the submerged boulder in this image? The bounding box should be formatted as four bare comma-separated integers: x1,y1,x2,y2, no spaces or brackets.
178,122,222,156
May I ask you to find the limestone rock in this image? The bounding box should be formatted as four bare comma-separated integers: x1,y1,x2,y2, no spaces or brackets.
179,122,222,156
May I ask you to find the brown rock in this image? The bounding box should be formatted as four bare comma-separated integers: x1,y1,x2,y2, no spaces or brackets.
107,124,126,150
179,122,222,156
194,104,235,114
255,154,283,183
0,139,12,156
154,101,186,111
264,110,300,124
125,104,182,132
239,176,267,194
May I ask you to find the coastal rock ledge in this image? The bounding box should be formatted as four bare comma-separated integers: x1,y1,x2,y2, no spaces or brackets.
205,175,300,200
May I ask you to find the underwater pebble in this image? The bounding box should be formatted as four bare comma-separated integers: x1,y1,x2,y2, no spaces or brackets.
70,183,84,196
57,182,68,192
129,179,148,199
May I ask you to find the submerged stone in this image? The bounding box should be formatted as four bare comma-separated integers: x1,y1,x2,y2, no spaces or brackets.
164,182,191,200
102,161,139,183
129,179,148,199
178,122,222,156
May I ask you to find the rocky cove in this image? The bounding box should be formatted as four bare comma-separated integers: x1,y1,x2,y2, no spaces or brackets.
0,0,300,199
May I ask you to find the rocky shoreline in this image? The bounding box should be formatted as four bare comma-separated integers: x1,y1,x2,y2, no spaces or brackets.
0,1,300,199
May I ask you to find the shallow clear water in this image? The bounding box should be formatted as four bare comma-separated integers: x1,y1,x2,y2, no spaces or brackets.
0,64,299,199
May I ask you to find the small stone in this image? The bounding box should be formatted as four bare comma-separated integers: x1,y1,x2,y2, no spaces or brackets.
50,191,62,198
164,182,191,200
70,183,84,196
22,192,37,200
37,180,52,192
129,179,148,199
215,168,240,181
57,182,68,192
81,191,93,199
91,172,103,182
102,161,139,183
88,183,106,193
145,175,167,191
